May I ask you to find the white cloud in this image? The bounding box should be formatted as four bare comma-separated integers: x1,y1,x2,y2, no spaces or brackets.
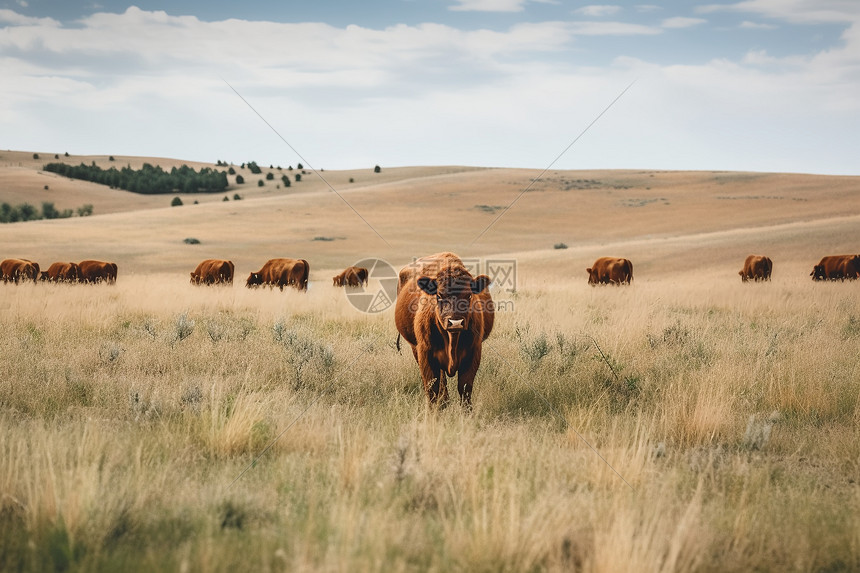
570,21,661,36
698,1,860,24
574,5,622,17
739,20,778,29
449,0,527,12
662,17,707,29
0,8,59,26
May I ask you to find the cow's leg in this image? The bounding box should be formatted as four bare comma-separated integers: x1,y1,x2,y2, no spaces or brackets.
435,372,449,407
457,350,481,410
418,352,444,408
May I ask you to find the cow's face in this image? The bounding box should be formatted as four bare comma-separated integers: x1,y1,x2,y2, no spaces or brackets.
586,267,599,285
418,269,490,331
40,271,49,281
246,272,263,287
810,265,826,280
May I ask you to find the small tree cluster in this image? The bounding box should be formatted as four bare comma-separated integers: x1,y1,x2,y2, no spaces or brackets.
43,162,229,195
1,201,92,223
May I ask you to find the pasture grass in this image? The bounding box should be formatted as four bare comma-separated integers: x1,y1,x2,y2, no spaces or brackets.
1,274,860,571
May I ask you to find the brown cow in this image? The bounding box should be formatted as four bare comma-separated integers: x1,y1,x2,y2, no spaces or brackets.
78,260,118,284
739,255,772,282
586,257,633,285
332,266,369,287
190,259,235,285
1,258,40,283
246,258,309,291
394,252,494,408
40,262,81,283
811,255,860,281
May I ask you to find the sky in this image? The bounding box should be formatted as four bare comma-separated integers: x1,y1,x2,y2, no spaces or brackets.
1,1,858,174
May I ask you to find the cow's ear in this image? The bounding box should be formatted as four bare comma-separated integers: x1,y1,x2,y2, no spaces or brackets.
586,268,592,274
417,276,437,295
471,274,490,294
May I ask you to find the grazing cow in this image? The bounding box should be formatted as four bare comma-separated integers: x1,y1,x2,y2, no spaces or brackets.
246,258,309,291
586,257,633,285
811,255,860,281
332,266,369,287
78,260,118,284
190,259,235,285
1,258,40,283
41,262,81,283
394,252,494,407
739,255,773,282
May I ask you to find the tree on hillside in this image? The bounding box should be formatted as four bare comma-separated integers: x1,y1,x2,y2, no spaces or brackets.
171,196,183,207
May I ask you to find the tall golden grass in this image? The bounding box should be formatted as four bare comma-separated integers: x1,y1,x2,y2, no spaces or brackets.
2,269,859,571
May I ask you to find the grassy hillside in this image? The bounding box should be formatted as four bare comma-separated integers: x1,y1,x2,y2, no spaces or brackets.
1,152,860,571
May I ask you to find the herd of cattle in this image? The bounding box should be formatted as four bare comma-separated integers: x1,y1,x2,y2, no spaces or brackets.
2,251,858,408
0,258,117,284
584,254,860,284
3,254,858,287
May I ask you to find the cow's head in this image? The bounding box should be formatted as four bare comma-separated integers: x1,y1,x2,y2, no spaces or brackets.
68,263,80,281
417,268,490,332
850,256,860,278
586,267,599,285
40,271,49,281
246,272,263,287
810,265,826,281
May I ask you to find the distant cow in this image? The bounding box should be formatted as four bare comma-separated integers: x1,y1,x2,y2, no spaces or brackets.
41,262,81,283
78,260,118,284
332,266,369,287
1,258,40,283
190,259,235,285
586,257,633,285
811,255,860,281
739,255,772,282
394,252,494,407
246,258,309,291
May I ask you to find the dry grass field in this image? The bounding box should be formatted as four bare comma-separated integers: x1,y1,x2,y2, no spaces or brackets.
2,150,860,571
